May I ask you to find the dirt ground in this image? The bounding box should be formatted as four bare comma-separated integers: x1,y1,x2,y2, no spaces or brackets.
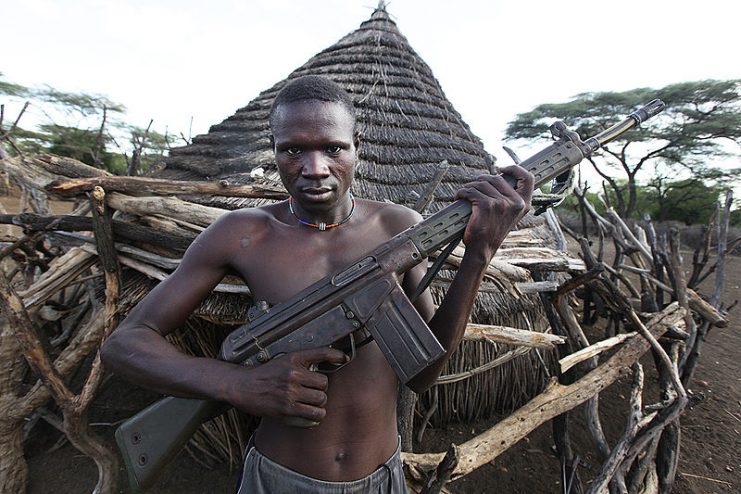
7,192,739,493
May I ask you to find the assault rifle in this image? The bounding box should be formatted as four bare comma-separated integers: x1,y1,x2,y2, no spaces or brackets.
115,100,665,491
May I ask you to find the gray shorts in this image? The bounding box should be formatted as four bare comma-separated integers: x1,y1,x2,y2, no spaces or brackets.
236,438,408,494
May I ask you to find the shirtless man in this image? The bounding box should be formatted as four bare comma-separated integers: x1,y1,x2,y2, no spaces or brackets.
101,75,534,493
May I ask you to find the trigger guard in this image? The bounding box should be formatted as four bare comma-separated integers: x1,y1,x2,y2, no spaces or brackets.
317,334,356,373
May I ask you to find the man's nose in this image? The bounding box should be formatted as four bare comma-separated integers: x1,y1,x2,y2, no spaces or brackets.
301,152,331,178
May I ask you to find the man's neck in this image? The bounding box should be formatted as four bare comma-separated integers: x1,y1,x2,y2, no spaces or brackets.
289,193,355,230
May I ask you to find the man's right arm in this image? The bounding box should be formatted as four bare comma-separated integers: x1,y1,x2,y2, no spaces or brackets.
101,211,347,423
101,212,244,402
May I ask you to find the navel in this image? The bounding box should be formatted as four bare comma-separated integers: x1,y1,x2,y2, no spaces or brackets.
335,450,348,463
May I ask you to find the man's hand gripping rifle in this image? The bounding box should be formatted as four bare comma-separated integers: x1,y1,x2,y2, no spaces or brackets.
115,99,665,491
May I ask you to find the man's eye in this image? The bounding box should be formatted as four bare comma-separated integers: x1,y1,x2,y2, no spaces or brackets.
326,146,342,154
285,147,301,156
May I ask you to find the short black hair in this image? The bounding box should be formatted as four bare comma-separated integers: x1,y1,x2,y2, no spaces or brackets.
269,75,356,130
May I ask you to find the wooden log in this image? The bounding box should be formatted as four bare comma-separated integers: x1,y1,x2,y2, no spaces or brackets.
402,302,685,479
17,248,96,309
515,280,559,293
559,333,636,373
464,323,566,349
79,186,120,406
0,213,196,252
492,247,586,272
106,192,227,226
33,153,110,179
1,156,61,191
46,175,288,200
445,245,537,281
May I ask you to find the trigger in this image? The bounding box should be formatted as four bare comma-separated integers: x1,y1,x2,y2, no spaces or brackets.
317,334,356,373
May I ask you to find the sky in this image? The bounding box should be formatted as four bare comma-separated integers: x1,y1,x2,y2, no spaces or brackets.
2,0,740,170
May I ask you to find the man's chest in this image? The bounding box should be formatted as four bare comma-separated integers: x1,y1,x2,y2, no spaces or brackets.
231,227,391,305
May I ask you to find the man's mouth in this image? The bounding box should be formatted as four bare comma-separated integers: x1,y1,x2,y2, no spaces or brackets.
299,187,335,201
302,187,332,194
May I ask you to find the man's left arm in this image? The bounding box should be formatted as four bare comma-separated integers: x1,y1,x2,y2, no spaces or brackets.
404,166,534,393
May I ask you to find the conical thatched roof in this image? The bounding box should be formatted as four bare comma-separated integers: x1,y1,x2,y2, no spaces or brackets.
160,6,495,212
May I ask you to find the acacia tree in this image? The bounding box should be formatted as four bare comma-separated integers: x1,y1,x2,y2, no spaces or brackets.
1,78,179,176
505,79,741,219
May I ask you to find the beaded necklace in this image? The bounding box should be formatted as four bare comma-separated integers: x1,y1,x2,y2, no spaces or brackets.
288,192,356,231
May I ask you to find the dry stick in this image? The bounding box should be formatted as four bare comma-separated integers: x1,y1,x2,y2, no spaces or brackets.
630,230,688,493
680,473,733,487
587,364,652,494
413,160,449,213
435,347,531,385
571,242,611,462
615,263,726,327
559,333,635,374
0,273,102,493
74,242,251,295
642,214,666,310
616,393,687,493
667,229,697,373
420,444,460,494
687,207,717,288
402,303,685,480
0,271,74,403
416,386,439,443
463,323,566,348
126,118,151,176
626,434,661,493
538,285,582,493
682,190,733,386
47,175,289,200
78,186,120,405
0,232,41,261
604,209,652,263
92,105,107,168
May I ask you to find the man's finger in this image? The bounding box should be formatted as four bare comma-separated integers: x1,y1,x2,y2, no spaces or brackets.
294,347,349,368
288,402,327,423
296,388,328,407
498,166,534,193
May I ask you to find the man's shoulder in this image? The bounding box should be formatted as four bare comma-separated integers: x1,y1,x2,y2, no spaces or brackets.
356,198,422,235
198,203,285,245
214,203,284,227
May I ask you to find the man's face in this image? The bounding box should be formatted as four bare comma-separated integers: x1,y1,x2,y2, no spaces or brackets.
271,100,359,213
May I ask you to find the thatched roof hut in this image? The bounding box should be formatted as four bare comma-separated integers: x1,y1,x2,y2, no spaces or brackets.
135,3,563,461
161,6,496,211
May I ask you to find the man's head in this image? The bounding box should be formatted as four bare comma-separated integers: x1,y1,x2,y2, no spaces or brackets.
269,75,357,133
269,76,360,216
